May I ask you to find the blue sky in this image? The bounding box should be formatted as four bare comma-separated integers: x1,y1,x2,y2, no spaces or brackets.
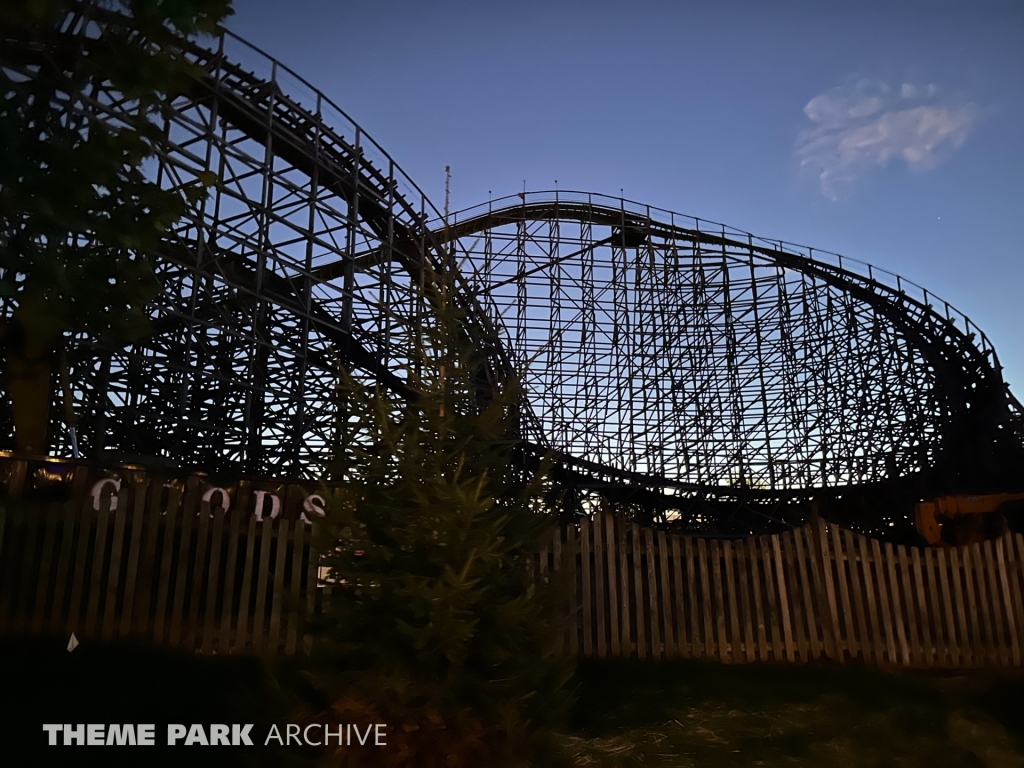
228,0,1024,391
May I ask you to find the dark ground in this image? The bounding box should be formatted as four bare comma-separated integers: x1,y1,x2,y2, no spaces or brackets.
2,636,1023,767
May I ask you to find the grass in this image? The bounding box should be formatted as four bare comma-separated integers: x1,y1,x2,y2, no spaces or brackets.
563,657,1024,767
0,635,298,767
5,635,1024,767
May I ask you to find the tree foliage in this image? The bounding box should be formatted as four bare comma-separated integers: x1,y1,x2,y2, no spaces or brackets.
307,277,574,767
0,0,232,450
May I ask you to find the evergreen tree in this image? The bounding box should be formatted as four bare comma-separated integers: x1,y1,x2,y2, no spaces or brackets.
0,0,231,453
307,273,574,767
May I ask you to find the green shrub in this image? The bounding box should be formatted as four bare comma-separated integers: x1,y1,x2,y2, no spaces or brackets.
304,274,574,767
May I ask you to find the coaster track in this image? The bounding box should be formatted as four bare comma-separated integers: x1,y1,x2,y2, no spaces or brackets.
2,15,1022,537
435,193,1024,534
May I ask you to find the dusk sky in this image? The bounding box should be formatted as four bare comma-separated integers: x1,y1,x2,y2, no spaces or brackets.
227,0,1024,391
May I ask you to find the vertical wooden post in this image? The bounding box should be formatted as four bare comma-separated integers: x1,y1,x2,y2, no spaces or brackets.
567,524,580,657
153,487,182,645
711,539,728,663
235,516,259,655
771,534,795,662
983,540,1009,666
870,538,897,666
845,529,871,664
669,533,685,658
31,505,59,635
168,484,197,648
960,544,984,665
644,528,662,660
185,499,213,651
252,515,275,655
84,492,115,637
685,537,699,658
48,502,78,634
118,482,150,638
617,516,632,657
698,538,713,659
814,520,842,661
658,530,677,659
786,528,819,663
632,523,647,659
580,516,592,658
948,547,972,667
760,535,782,662
268,518,289,656
831,525,856,662
201,506,227,654
604,514,620,658
735,537,754,663
778,536,802,663
748,537,767,662
935,547,959,667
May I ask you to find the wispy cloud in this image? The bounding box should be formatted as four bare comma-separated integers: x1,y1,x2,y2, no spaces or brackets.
796,80,979,201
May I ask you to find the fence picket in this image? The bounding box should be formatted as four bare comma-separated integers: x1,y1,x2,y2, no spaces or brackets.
782,532,806,663
0,505,25,627
658,530,676,659
268,519,289,656
983,540,1009,666
970,542,995,665
101,486,132,641
670,533,685,658
844,529,871,664
896,545,921,666
285,519,306,656
859,535,886,666
1008,535,1024,666
870,538,897,666
605,514,620,658
698,538,714,659
11,502,39,633
884,542,910,667
710,540,728,663
252,517,274,655
84,494,114,637
48,502,78,633
760,535,783,662
168,486,197,647
7,473,1024,670
31,506,58,635
593,514,607,659
685,536,700,658
567,525,579,657
723,540,741,664
634,523,649,659
935,547,959,667
580,517,592,657
617,517,632,657
947,547,971,667
815,521,841,661
961,544,984,665
152,488,182,644
772,535,795,662
185,500,213,651
119,482,150,637
202,506,227,655
791,527,817,660
927,547,950,665
133,482,165,635
234,516,259,655
735,538,754,663
748,538,767,662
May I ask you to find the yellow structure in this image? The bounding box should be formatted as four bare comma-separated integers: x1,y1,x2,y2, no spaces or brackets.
915,493,1024,546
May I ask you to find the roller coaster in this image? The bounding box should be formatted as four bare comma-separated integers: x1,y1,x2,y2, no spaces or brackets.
3,15,1023,539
